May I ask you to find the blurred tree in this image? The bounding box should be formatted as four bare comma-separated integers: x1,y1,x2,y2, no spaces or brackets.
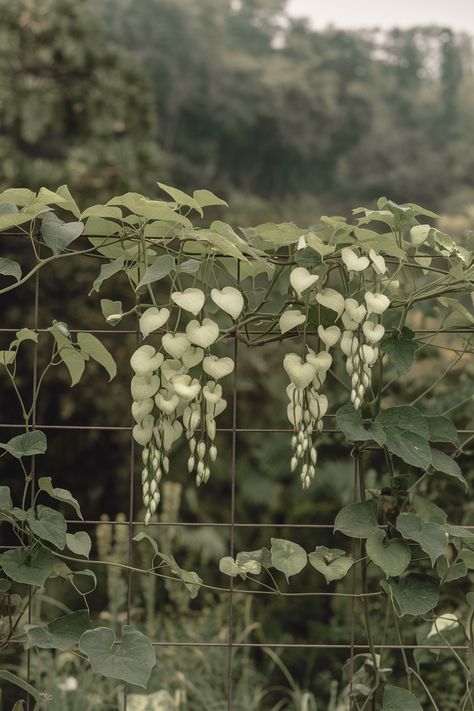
0,0,164,203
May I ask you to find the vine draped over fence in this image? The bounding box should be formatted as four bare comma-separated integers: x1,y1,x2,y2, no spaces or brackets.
0,184,473,709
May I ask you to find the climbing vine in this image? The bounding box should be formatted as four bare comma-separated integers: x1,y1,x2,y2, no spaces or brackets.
0,184,472,709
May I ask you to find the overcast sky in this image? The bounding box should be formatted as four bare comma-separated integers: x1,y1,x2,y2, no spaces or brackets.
286,0,474,34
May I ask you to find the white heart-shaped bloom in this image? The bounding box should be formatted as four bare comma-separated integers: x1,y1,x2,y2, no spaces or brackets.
316,288,345,318
171,374,201,401
306,349,332,373
361,344,377,365
308,392,328,420
203,355,234,380
130,345,163,375
214,398,227,416
369,249,387,275
139,307,170,338
340,331,354,356
183,403,201,431
410,224,430,247
203,381,223,404
133,414,154,446
131,374,160,401
287,402,303,427
341,247,369,272
181,346,204,369
341,312,358,331
365,291,390,315
171,288,205,316
162,332,191,359
131,398,154,423
160,358,186,384
283,353,315,390
362,321,385,344
289,267,319,298
279,309,306,335
186,319,219,348
317,325,340,348
155,390,180,415
344,298,367,324
161,418,182,451
427,613,459,639
210,287,244,320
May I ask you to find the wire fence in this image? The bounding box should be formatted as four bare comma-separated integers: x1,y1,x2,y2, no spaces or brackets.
2,236,472,711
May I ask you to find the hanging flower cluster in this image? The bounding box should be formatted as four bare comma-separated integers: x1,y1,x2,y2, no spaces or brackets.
131,287,243,523
283,246,392,487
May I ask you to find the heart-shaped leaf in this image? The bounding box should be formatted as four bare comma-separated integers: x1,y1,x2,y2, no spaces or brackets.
27,506,67,550
79,625,156,688
382,685,422,710
384,573,439,616
26,610,90,651
334,500,379,538
38,477,82,519
0,431,47,458
366,530,411,577
171,288,205,316
41,213,84,254
270,538,307,581
0,547,54,586
309,547,353,583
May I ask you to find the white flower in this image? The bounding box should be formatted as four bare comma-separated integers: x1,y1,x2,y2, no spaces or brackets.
341,247,369,272
210,287,244,320
344,298,367,324
306,349,332,372
131,374,160,401
316,288,345,318
364,291,390,315
171,288,205,316
289,267,319,298
130,345,163,375
279,309,306,334
139,307,170,338
155,390,180,414
131,398,154,423
202,381,223,404
317,325,341,348
369,249,387,275
186,319,219,348
161,332,191,359
202,355,234,380
283,353,316,390
428,613,459,638
297,235,307,250
133,414,154,446
170,374,201,401
362,321,385,344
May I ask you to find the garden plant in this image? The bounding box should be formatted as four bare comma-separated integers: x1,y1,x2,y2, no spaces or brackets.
0,184,472,710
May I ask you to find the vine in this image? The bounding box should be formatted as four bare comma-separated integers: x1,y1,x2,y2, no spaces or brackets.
0,185,472,708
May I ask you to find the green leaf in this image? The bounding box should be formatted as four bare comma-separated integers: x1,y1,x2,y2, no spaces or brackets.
193,189,228,209
308,547,353,583
376,406,431,469
380,328,417,374
396,513,448,565
336,404,386,445
133,532,159,557
137,255,175,289
92,257,125,292
424,416,459,445
27,506,67,550
219,556,239,577
71,569,97,595
14,328,38,346
235,550,263,578
157,182,203,215
0,430,47,458
79,625,156,688
457,550,474,569
40,212,84,254
384,573,439,616
48,324,85,386
77,332,117,381
101,299,123,326
366,530,411,578
0,188,36,206
26,609,90,651
270,538,307,581
0,671,41,702
56,185,81,218
156,551,202,598
0,486,13,509
0,257,22,282
81,205,122,220
334,500,379,538
0,547,54,586
430,448,466,490
411,495,447,524
66,532,91,558
382,685,422,710
38,477,82,520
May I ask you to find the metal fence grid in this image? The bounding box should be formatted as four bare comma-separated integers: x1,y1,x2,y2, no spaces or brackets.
1,235,472,711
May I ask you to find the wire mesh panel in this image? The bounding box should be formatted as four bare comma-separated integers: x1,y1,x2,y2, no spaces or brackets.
0,225,473,711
